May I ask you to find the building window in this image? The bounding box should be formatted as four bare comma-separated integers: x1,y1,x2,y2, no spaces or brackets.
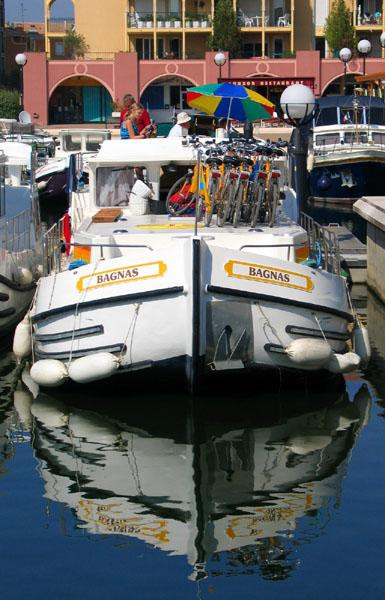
136,37,154,59
273,38,283,58
54,41,65,56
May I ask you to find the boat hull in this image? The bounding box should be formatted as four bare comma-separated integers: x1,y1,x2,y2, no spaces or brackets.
30,237,353,391
309,160,385,202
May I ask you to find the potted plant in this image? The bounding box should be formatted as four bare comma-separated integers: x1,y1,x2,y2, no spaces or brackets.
174,15,182,27
193,15,200,28
111,99,121,118
185,13,192,27
145,14,153,28
200,14,208,27
157,15,164,27
165,14,172,27
137,14,145,27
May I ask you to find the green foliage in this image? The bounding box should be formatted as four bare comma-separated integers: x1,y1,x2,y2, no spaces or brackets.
63,30,89,59
0,89,20,119
324,0,356,53
208,0,241,58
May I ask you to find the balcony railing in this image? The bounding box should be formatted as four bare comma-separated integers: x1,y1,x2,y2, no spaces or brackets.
47,18,75,34
237,10,291,27
127,12,212,29
49,51,115,60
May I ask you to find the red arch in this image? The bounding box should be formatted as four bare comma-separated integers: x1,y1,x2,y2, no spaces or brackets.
49,74,113,100
140,73,198,96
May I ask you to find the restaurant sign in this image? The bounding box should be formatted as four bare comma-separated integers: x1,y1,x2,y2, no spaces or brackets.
222,77,315,90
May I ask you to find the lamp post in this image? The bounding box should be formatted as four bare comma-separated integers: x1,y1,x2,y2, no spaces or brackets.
214,50,226,82
357,39,371,76
279,84,316,220
339,47,352,95
15,53,27,110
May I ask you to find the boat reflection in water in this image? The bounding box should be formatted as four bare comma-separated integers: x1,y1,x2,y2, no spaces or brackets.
17,380,370,582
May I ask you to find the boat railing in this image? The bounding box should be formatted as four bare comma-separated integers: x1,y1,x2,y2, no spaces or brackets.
300,212,340,275
0,206,33,254
41,216,66,276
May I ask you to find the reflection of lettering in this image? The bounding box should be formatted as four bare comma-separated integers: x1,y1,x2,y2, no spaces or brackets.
224,260,313,292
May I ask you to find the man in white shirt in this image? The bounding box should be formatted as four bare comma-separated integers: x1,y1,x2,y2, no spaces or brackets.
168,112,192,137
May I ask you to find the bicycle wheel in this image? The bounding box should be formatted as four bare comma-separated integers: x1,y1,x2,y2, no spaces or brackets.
217,183,231,227
250,181,265,228
204,177,218,227
166,174,194,216
232,182,245,227
267,181,279,227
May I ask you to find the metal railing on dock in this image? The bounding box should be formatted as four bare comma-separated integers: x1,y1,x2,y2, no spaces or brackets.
41,217,66,276
300,212,340,275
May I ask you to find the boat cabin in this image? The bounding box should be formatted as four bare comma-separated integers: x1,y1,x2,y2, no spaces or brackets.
56,129,112,157
312,96,385,150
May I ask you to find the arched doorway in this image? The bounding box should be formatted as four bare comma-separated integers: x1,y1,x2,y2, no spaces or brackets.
140,76,196,124
322,74,358,97
49,76,113,124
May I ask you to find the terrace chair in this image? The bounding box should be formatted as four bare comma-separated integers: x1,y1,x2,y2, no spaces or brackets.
277,13,290,26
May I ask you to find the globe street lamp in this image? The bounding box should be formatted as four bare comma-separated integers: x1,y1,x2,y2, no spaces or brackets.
15,53,28,110
214,51,226,82
339,47,352,95
357,39,371,76
279,84,316,219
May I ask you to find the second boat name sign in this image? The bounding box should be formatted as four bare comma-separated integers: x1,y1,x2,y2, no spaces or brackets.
224,260,314,292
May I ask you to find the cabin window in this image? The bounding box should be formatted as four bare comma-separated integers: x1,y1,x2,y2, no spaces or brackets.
315,133,340,146
344,132,368,144
96,167,136,207
367,107,385,125
315,108,337,126
340,108,364,125
372,132,385,145
86,134,107,152
62,134,82,151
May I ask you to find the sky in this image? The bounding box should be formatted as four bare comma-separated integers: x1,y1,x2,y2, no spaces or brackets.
5,0,73,22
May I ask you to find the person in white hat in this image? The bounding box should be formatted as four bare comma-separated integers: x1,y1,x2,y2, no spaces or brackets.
167,112,192,138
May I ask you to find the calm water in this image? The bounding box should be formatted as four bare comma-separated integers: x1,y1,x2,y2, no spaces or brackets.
1,288,385,599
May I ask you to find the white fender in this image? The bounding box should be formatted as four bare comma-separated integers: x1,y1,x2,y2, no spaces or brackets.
17,267,33,285
307,151,315,172
13,315,32,362
68,352,119,384
286,432,332,455
327,351,361,374
13,383,33,429
285,338,332,370
68,412,120,444
30,359,69,387
354,324,371,366
31,395,69,427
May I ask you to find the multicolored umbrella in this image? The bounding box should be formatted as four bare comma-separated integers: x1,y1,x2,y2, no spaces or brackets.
186,82,275,122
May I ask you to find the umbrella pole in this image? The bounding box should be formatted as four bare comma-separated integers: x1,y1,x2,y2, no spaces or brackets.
226,97,233,136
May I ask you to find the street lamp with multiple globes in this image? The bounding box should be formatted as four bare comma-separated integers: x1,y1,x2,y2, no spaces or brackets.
15,53,28,110
214,51,226,82
279,84,316,219
339,47,352,95
357,38,371,76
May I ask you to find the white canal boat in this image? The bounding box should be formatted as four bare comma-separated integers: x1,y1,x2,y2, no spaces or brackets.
22,138,369,390
0,142,42,337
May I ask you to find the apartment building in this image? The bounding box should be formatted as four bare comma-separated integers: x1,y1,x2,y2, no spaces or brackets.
23,1,385,125
314,0,385,57
45,0,303,60
0,0,4,85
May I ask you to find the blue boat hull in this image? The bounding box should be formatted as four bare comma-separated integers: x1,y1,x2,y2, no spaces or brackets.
309,161,385,200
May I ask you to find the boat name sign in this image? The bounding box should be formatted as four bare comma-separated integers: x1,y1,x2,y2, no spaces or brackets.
76,261,167,292
224,260,314,292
